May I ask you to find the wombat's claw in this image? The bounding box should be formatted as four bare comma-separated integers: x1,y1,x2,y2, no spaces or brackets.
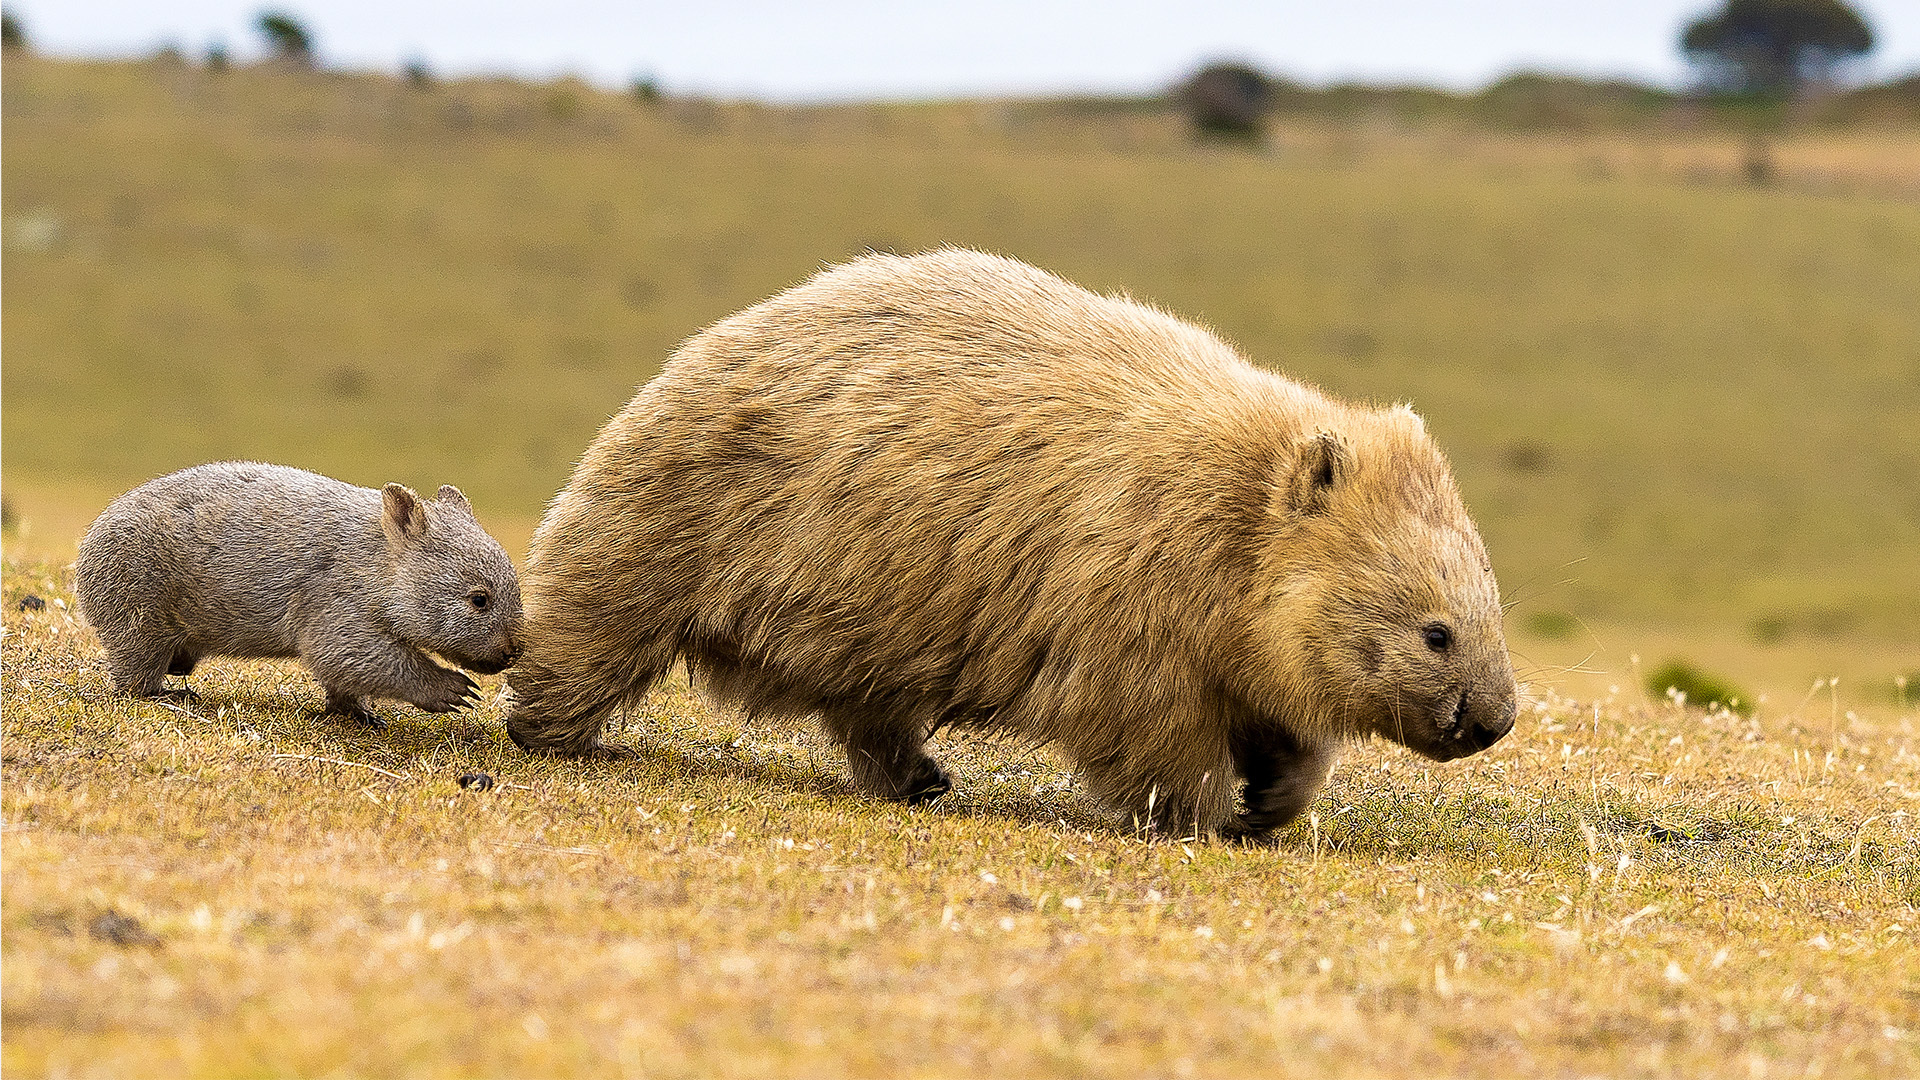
904,783,950,806
900,761,953,805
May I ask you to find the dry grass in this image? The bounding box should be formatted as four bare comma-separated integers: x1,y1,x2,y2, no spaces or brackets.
4,59,1919,1074
4,560,1915,1078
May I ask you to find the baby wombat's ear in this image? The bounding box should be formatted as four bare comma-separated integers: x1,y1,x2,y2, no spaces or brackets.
1285,431,1347,516
382,483,431,548
435,485,475,518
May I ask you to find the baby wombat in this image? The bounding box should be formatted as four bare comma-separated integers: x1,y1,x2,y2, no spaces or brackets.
505,249,1518,837
76,462,523,723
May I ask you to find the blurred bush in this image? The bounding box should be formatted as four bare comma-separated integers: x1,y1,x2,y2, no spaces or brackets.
1646,659,1752,715
1179,62,1275,140
1525,611,1581,640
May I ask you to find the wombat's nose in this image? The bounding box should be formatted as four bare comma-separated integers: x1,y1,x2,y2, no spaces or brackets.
1463,696,1517,751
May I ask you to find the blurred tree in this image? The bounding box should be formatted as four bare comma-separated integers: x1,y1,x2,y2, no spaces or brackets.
256,10,314,66
2,9,27,51
1180,62,1275,140
1681,0,1875,96
403,58,433,88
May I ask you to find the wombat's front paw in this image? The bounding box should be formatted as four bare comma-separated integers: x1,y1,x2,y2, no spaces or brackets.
506,727,629,758
416,670,483,714
579,741,635,760
901,758,952,805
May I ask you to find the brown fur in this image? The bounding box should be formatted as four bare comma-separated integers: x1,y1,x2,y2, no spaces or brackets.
505,249,1517,837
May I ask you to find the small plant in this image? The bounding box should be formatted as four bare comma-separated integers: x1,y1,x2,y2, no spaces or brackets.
402,58,432,88
1646,659,1751,715
630,76,661,104
205,41,230,72
2,9,27,51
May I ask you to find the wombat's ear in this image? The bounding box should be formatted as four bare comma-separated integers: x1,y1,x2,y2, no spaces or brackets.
382,483,431,548
1286,432,1347,515
435,485,475,517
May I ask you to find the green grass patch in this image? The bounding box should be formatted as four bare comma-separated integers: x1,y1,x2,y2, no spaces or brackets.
1644,659,1752,715
1524,610,1582,640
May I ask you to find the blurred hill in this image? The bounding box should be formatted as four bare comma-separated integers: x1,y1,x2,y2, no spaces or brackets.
3,57,1917,698
1064,65,1920,132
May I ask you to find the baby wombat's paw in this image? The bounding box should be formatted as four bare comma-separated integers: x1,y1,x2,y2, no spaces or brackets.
414,669,483,714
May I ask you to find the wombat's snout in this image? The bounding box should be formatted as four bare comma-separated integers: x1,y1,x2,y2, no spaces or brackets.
457,633,522,676
1455,690,1517,753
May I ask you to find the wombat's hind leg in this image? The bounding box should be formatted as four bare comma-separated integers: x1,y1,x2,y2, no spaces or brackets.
1221,728,1338,842
821,702,952,805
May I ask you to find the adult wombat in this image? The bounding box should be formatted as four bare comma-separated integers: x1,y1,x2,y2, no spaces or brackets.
505,250,1517,837
76,462,523,724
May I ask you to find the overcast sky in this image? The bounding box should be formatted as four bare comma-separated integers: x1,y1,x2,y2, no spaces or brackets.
15,1,1920,100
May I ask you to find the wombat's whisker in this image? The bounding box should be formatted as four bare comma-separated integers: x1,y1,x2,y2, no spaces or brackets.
1508,648,1604,680
1497,558,1588,612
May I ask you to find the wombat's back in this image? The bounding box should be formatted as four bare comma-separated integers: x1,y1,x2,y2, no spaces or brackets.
77,462,381,660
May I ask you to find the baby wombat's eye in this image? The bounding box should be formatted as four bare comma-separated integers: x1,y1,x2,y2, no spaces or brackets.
467,589,491,611
1422,623,1452,652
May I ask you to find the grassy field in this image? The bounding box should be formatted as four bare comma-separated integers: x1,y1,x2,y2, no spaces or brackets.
4,58,1919,708
4,562,1917,1077
3,57,1920,1074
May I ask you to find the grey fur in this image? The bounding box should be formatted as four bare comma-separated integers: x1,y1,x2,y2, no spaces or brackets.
75,461,523,723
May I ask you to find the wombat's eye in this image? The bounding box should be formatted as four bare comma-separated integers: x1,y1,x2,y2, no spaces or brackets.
468,590,490,611
1422,623,1452,652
